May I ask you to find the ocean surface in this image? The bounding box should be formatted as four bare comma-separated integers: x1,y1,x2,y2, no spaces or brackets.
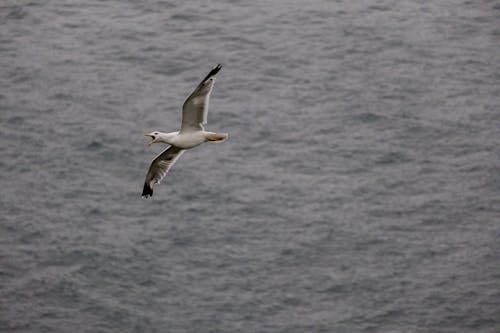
1,1,499,332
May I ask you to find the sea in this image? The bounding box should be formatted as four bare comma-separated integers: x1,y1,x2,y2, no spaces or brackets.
1,1,499,332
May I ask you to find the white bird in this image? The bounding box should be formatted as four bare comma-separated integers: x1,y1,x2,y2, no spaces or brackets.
142,64,228,198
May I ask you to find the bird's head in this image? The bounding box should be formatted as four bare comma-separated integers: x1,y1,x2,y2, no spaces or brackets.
144,131,160,146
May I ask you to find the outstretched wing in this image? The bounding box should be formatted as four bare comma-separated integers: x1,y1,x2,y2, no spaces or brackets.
180,64,222,133
142,146,185,198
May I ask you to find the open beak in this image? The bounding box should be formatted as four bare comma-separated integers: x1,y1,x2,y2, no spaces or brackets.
144,133,156,146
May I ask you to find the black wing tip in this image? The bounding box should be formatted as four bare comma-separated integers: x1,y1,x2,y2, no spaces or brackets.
212,63,222,73
142,183,153,198
201,64,223,82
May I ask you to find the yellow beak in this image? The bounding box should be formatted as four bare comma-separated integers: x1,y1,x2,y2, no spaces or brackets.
144,133,155,146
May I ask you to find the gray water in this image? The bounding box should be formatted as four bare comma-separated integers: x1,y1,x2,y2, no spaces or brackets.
1,1,499,332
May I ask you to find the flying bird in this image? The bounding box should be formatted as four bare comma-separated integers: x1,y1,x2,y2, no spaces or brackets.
142,64,227,198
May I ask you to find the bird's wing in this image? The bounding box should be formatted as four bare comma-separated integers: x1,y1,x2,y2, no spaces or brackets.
180,64,222,132
142,146,185,197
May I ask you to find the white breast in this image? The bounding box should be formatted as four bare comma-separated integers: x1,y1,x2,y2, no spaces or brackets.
172,131,207,149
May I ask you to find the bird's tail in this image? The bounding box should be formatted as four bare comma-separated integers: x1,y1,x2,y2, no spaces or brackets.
142,182,153,198
206,132,228,142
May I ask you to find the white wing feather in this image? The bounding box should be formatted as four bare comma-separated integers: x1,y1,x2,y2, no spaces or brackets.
180,64,222,132
142,146,184,197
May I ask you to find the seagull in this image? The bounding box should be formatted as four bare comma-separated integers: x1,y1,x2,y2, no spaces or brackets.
142,64,227,198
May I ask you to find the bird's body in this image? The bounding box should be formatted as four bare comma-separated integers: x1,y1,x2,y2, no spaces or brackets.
151,130,227,149
141,64,227,198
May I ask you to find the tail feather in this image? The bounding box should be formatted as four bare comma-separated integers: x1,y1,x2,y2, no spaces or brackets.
206,132,228,142
142,182,153,198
